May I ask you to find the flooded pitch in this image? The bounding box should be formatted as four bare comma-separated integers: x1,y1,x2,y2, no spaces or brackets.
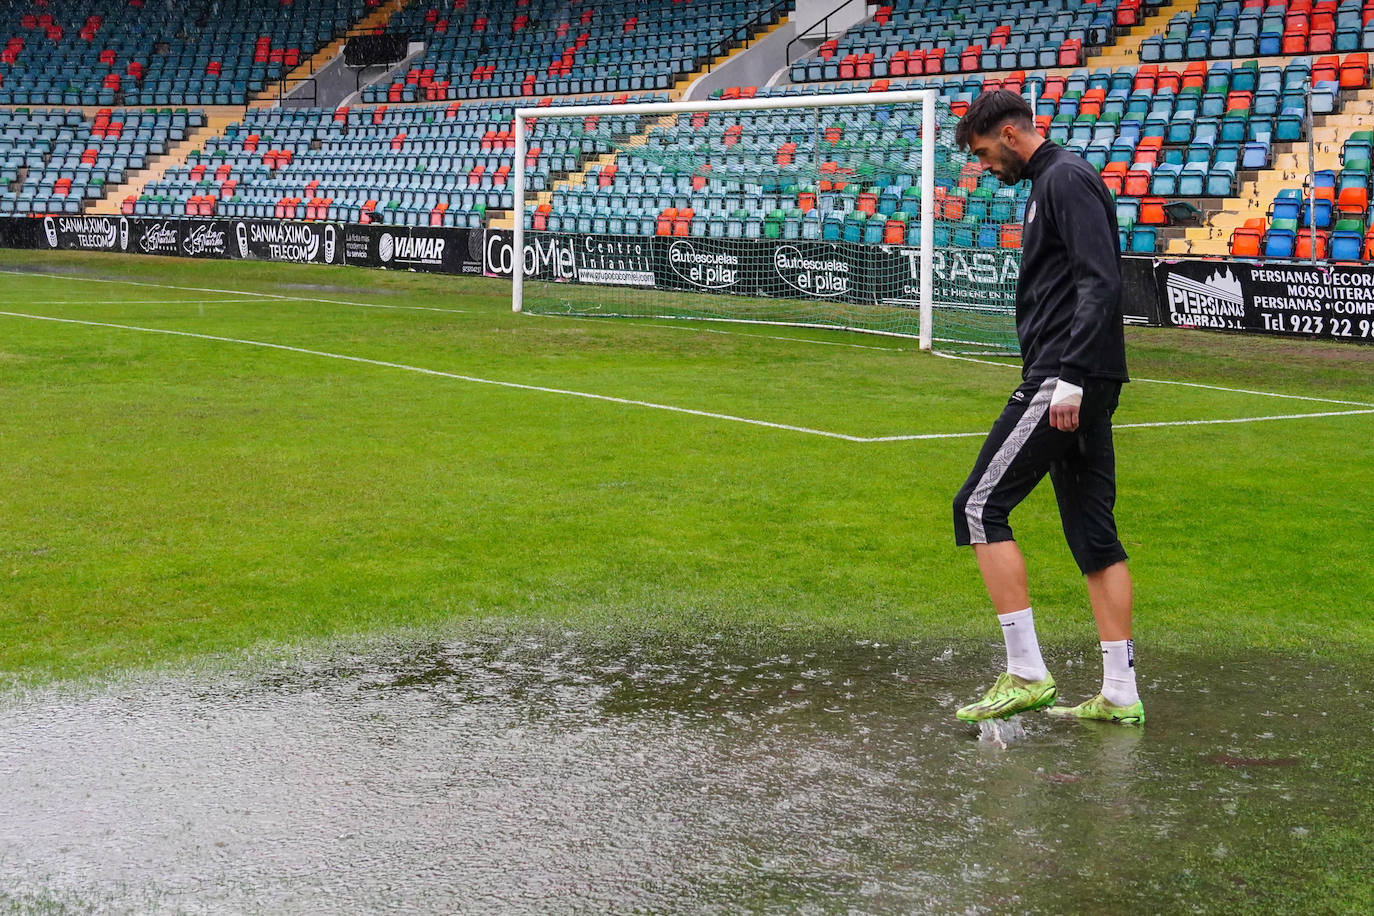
1,634,1370,914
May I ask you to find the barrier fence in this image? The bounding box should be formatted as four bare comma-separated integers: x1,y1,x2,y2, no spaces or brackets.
4,215,1372,344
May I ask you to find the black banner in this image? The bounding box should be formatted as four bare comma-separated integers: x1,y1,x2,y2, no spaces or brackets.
30,217,342,265
39,214,127,252
0,216,39,249
344,34,409,68
1122,255,1161,327
129,219,183,257
230,220,344,265
481,229,586,284
18,214,1374,344
765,240,882,304
178,220,233,259
344,225,484,275
657,237,749,294
488,231,898,307
1155,259,1374,342
886,245,1019,312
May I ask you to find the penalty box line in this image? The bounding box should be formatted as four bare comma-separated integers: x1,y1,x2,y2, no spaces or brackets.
935,350,1374,409
4,310,1373,444
0,311,875,443
0,267,468,315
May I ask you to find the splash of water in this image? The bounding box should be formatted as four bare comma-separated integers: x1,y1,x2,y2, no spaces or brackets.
978,715,1028,748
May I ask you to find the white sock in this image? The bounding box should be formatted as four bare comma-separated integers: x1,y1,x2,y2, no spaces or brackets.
1100,639,1139,706
998,607,1049,681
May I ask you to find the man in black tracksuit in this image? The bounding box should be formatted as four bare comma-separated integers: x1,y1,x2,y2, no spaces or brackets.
949,91,1143,726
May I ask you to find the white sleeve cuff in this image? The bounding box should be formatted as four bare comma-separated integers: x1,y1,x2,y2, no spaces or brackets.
1050,379,1083,408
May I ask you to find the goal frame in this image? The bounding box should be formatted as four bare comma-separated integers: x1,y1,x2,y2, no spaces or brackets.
512,88,940,350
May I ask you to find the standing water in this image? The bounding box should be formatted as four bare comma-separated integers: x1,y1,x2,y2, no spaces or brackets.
0,632,1370,914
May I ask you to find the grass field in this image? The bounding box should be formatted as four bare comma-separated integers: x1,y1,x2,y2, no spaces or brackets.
1,249,1373,686
3,249,1374,915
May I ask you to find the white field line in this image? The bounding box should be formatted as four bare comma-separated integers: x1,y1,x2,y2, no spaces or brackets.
934,350,1374,409
5,310,1372,443
0,311,873,442
862,409,1374,442
530,312,909,352
14,299,273,306
0,268,468,314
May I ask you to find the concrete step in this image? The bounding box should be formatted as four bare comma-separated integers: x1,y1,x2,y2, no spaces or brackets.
248,0,414,107
86,108,242,215
1090,0,1201,68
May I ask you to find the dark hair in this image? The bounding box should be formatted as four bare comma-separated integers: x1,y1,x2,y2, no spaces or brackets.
954,90,1035,151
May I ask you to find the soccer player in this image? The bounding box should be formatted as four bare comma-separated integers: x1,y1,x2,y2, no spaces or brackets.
949,90,1144,726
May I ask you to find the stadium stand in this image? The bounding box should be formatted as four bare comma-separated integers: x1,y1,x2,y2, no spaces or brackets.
11,0,1374,265
0,0,363,107
510,52,1367,256
1139,0,1374,62
131,96,667,227
0,106,204,215
789,0,1165,82
361,0,792,102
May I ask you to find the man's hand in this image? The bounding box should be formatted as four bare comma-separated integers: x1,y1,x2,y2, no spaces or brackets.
1049,379,1082,432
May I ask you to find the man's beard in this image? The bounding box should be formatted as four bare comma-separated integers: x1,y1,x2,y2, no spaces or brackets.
997,152,1028,185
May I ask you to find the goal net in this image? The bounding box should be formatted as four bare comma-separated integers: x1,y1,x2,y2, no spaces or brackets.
511,89,1019,354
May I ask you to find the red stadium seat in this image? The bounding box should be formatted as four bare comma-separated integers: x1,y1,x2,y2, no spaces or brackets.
1230,223,1264,257
1313,55,1340,84
1283,18,1310,55
656,207,676,236
1341,53,1370,89
1296,228,1329,259
1124,168,1152,197
1101,162,1129,195
1138,198,1168,225
531,203,550,231
1337,186,1368,218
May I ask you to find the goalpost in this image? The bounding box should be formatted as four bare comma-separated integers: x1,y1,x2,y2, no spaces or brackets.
510,88,1019,354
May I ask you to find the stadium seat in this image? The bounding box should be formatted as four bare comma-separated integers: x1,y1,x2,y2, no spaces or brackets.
1296,228,1330,259
1338,186,1369,219
1331,228,1364,260
1230,219,1265,257
1264,227,1297,257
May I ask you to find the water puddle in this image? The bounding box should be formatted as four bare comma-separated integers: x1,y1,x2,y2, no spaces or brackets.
1,634,1369,914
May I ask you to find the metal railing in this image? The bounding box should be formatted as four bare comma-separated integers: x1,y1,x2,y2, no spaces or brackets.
785,0,874,69
700,0,793,75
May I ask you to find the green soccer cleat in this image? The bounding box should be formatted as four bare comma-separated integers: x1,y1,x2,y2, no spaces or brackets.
955,671,1058,722
1047,693,1145,726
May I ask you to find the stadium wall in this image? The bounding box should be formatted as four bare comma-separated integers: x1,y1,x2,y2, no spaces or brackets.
5,216,1373,343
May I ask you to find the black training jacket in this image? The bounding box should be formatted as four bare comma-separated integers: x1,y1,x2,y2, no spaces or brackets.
1016,141,1129,385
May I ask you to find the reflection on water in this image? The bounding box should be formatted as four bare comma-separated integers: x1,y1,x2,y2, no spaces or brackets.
1,634,1369,914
